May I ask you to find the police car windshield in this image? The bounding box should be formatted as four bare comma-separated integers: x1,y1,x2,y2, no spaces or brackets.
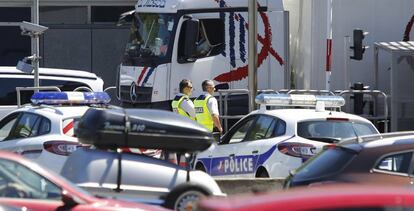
297,120,378,142
123,13,175,65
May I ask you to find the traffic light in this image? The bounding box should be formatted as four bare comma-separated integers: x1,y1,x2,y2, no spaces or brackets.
350,29,368,60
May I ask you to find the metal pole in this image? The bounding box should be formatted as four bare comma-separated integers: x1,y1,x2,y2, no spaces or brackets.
33,0,40,90
284,11,291,89
325,0,333,90
344,36,350,90
248,0,258,112
374,44,379,90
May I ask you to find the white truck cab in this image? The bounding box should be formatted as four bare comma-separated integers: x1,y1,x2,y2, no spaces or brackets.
117,0,289,109
0,66,104,118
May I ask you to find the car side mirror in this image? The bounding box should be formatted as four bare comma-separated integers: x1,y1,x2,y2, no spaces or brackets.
215,83,229,90
182,19,199,62
61,190,79,207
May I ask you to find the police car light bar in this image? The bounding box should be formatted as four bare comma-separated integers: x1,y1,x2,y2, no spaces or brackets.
255,93,345,108
31,92,111,105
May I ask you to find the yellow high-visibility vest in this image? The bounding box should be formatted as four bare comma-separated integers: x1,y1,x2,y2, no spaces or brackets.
194,94,213,131
171,94,195,120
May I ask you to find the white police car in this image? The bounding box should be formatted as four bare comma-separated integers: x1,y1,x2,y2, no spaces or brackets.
0,91,110,173
195,93,380,178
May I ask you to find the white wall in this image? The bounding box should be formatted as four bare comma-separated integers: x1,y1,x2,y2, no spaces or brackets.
284,0,414,92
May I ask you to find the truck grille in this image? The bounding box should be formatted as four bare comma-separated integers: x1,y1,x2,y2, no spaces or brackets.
120,85,152,104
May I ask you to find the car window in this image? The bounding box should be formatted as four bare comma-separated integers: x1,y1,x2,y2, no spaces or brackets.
0,158,61,200
272,119,286,137
375,152,412,174
245,116,275,141
8,113,41,139
0,113,20,141
39,118,51,135
297,120,378,142
227,118,255,144
0,78,91,106
353,123,379,136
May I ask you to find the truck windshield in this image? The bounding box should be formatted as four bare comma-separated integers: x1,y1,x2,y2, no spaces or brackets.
122,13,175,66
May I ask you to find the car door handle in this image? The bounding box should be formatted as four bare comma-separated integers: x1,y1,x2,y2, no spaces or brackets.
229,154,235,157
252,150,259,154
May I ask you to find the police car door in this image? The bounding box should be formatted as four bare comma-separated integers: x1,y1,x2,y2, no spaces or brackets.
209,116,256,178
233,115,280,178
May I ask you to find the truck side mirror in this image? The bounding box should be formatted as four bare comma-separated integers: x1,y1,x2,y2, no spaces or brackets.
181,19,199,62
215,83,229,90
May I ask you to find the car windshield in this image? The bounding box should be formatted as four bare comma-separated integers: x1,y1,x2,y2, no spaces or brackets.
297,120,378,142
292,146,357,181
123,13,175,66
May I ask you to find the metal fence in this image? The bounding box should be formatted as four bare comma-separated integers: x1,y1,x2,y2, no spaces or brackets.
217,89,389,133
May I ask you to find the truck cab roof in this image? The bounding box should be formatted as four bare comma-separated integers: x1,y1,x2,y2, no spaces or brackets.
135,0,284,13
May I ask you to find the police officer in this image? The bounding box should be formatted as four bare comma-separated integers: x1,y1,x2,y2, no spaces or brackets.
171,79,196,120
194,80,223,134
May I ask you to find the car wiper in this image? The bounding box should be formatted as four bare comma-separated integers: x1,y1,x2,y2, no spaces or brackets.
94,194,107,199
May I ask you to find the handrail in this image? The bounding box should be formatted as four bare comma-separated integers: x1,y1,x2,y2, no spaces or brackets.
73,86,93,92
217,89,250,132
104,86,117,92
217,89,279,131
279,89,336,96
216,88,389,133
337,90,388,133
16,86,61,107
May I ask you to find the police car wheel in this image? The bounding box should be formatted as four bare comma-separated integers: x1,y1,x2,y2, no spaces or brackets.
256,170,270,178
164,185,209,211
195,163,206,172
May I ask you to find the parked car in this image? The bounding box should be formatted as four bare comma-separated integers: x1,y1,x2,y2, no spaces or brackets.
198,185,414,211
285,132,414,188
0,91,110,173
195,93,379,178
60,107,226,211
0,66,104,119
0,150,164,211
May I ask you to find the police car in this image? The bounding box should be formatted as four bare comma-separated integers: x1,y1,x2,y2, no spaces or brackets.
0,91,110,173
195,93,380,178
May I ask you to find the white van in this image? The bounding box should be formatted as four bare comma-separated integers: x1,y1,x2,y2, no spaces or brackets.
0,66,104,118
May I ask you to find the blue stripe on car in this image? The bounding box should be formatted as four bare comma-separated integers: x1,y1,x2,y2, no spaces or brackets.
198,136,295,176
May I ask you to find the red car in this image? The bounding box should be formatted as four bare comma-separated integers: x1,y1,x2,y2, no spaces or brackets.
199,185,414,211
0,151,165,211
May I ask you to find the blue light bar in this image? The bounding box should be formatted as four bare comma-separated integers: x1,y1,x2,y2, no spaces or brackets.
31,92,111,105
255,93,345,108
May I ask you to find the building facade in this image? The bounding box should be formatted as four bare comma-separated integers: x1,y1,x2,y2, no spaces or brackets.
0,0,136,89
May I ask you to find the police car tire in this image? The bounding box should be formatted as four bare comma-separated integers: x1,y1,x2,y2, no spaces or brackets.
164,184,209,211
195,163,206,172
256,169,270,178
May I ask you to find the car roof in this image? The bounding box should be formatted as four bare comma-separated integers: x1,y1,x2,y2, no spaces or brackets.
362,134,414,148
198,185,414,211
251,108,372,123
0,66,99,79
340,132,414,148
